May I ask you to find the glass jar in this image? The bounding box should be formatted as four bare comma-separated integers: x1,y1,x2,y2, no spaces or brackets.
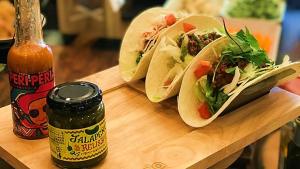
46,81,108,168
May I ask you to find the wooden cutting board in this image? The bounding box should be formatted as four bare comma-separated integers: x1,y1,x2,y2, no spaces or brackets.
0,66,299,169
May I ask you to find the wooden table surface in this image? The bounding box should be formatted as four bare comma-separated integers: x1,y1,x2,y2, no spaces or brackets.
0,66,300,169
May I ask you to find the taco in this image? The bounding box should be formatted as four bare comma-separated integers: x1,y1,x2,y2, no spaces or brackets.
178,28,300,127
145,15,224,102
119,7,185,82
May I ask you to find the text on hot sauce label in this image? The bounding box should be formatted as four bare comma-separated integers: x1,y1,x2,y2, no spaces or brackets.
9,69,54,89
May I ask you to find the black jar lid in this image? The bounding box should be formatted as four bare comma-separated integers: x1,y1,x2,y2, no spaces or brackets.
47,81,102,113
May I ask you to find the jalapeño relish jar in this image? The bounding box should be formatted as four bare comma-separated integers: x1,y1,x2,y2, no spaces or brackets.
46,81,108,168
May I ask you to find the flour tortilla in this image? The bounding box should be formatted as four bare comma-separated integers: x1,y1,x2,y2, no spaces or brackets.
178,37,300,127
145,15,223,102
119,7,180,82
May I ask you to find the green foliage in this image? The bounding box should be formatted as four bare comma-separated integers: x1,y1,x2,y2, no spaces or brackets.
223,28,272,67
227,0,282,20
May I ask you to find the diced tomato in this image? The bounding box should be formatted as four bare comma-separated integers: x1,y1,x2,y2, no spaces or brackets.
198,102,211,119
194,60,212,79
165,14,176,26
163,78,173,87
183,22,196,33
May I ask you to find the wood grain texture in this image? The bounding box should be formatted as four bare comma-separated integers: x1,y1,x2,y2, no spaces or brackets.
79,66,125,94
209,149,243,169
0,67,300,169
261,130,281,169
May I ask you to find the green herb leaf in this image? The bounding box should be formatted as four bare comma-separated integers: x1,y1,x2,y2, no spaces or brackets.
190,34,201,44
236,28,259,50
136,51,143,64
213,91,229,111
176,33,184,47
248,50,269,66
222,27,272,67
225,67,236,74
180,45,188,61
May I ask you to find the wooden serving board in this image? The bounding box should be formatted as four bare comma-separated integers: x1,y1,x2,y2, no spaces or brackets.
0,66,300,169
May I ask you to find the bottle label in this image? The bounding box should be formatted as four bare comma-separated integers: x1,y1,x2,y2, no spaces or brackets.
9,69,54,139
48,119,108,162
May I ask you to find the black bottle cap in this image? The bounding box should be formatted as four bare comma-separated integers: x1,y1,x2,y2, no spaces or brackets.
47,81,102,113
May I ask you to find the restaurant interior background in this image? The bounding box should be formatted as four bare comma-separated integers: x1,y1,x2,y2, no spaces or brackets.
0,0,300,168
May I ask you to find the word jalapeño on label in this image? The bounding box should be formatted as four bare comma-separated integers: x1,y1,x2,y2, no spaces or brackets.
70,128,105,144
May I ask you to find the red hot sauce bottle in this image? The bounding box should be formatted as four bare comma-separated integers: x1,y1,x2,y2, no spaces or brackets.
7,0,54,139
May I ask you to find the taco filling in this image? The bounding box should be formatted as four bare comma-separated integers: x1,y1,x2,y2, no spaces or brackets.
194,28,278,119
136,14,179,65
160,23,222,91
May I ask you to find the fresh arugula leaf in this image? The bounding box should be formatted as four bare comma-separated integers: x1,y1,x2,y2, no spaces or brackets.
223,27,272,67
248,50,270,66
236,28,259,51
245,28,260,49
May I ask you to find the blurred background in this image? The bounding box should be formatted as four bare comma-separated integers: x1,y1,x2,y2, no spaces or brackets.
1,0,300,168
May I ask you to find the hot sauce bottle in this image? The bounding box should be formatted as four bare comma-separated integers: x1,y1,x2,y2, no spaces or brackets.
7,0,54,139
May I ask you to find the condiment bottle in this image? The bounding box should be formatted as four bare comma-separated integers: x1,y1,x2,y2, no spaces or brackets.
47,81,108,168
7,0,54,139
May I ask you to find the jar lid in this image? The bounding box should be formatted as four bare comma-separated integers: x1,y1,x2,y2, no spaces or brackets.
47,81,102,113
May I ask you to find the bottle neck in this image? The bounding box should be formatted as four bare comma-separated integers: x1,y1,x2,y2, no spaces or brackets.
14,0,43,46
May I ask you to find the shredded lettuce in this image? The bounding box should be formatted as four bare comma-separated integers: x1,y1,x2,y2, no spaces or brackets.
160,37,182,63
180,35,189,61
193,27,281,113
214,92,229,111
225,67,236,74
162,64,184,88
222,66,240,94
161,45,181,63
195,76,229,113
183,55,194,67
240,63,257,80
194,82,204,101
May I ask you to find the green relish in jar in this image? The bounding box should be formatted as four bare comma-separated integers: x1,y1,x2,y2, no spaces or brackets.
46,81,107,168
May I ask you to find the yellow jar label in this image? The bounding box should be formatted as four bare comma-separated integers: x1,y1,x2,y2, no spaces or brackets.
48,119,107,162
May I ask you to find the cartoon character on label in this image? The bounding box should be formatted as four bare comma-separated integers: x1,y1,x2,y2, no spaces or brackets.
11,82,53,138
